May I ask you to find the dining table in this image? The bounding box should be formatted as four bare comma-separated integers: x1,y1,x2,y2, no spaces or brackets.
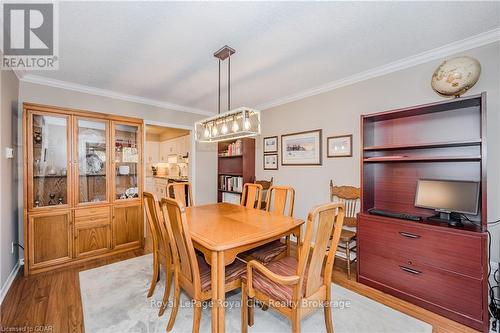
186,202,304,333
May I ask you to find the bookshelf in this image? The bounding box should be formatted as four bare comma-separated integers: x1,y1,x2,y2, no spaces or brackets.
358,93,488,332
217,138,255,202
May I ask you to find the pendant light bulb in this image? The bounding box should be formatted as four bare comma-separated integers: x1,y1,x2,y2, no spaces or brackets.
204,127,210,138
221,122,228,134
232,118,239,132
212,125,218,136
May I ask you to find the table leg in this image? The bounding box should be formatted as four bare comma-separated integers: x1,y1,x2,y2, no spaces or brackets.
295,226,302,259
211,251,218,333
211,250,226,333
217,251,225,332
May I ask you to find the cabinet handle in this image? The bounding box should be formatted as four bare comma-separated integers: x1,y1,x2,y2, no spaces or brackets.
399,231,420,239
399,265,421,275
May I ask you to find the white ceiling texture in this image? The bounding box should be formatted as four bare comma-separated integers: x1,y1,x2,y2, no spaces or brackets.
22,1,500,115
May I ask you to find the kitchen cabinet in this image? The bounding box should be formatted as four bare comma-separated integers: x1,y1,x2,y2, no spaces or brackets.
158,135,190,161
146,141,159,164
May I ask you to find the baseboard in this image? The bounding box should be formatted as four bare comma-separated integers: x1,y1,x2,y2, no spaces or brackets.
0,262,20,305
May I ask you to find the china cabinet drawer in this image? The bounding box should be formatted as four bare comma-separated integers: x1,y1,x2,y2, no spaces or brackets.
74,206,111,219
75,215,110,226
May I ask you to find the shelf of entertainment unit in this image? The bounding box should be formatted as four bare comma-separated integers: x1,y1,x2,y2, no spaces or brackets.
218,189,242,194
218,155,243,158
363,155,481,163
363,139,482,151
218,172,243,176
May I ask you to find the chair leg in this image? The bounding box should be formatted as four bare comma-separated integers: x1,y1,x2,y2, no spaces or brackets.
241,283,248,333
148,250,159,297
158,256,172,316
248,298,255,327
324,298,334,333
345,241,351,279
192,300,202,333
167,274,180,332
291,308,300,333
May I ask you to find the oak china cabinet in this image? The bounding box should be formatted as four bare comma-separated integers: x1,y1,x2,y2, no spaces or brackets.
24,103,144,275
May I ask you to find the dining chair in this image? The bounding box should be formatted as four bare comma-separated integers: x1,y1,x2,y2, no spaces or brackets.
241,183,263,209
241,186,295,263
330,180,360,278
255,177,273,209
159,197,246,333
168,182,194,207
241,202,345,333
143,192,173,316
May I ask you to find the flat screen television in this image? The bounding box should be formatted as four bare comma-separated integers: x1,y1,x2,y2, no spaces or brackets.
414,179,480,227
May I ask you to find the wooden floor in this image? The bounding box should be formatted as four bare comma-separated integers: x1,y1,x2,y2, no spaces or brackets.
1,249,479,333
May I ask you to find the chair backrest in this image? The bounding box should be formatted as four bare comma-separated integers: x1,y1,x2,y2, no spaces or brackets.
330,180,360,225
241,183,263,209
159,197,201,291
143,192,170,256
296,202,345,299
265,185,295,217
168,182,194,207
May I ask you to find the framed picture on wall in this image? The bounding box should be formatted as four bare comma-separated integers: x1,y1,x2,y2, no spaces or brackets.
281,129,322,166
263,154,279,170
327,134,353,158
263,136,278,153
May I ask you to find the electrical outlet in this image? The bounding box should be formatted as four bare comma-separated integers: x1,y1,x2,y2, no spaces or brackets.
5,147,14,159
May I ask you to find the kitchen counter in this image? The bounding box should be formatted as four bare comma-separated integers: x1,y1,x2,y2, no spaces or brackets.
147,175,189,181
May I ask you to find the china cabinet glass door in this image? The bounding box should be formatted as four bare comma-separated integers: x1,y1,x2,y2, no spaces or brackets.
30,113,71,209
112,122,141,201
75,118,109,205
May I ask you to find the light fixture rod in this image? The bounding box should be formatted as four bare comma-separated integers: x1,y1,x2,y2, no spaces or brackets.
218,59,221,114
228,53,231,111
214,45,235,113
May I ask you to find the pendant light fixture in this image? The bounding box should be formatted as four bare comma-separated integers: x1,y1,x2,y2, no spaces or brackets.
195,45,261,142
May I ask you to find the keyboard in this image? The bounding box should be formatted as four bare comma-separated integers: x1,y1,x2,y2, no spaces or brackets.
368,208,422,222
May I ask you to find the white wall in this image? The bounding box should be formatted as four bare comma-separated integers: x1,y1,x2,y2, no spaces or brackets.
17,81,218,260
1,68,20,295
256,42,500,262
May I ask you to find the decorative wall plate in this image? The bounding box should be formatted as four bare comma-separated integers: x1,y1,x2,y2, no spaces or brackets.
431,56,481,97
86,153,103,174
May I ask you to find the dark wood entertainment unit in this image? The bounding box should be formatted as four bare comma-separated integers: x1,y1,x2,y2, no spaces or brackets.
357,93,488,332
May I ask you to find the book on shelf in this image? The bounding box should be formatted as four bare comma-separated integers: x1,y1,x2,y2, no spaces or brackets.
218,139,242,157
222,192,241,204
219,175,243,193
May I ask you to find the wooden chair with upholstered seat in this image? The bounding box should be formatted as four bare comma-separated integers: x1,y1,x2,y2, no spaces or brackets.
329,180,360,278
240,186,295,264
255,177,273,209
167,182,194,207
143,192,173,316
241,183,263,209
159,197,246,333
241,202,345,333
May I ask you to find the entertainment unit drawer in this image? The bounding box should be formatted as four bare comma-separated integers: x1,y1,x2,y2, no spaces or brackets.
359,251,483,321
358,214,483,278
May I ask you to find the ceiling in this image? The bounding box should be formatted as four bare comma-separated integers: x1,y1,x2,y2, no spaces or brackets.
23,1,500,115
146,125,189,141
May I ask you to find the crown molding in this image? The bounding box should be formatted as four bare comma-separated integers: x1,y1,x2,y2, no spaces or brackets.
20,75,214,116
256,28,500,110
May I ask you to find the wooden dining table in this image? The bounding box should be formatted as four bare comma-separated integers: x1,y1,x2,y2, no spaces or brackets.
186,202,304,333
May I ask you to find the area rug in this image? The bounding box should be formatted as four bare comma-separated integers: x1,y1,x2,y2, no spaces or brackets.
79,254,432,333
